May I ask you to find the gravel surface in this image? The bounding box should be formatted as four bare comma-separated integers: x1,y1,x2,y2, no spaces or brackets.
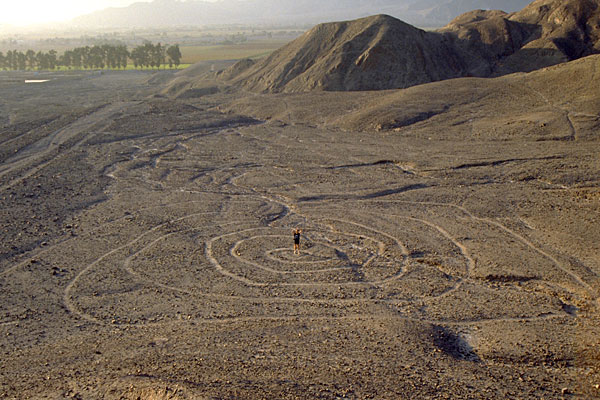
0,69,599,399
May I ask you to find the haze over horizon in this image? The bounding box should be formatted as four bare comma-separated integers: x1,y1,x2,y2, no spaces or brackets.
1,1,147,26
2,0,531,30
1,0,219,27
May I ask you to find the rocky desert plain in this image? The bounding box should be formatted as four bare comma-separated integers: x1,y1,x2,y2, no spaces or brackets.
2,0,600,398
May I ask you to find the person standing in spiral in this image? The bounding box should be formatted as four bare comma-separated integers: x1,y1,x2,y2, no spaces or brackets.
293,228,302,255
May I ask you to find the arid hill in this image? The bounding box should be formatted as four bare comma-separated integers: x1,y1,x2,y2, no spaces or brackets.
220,14,465,92
442,0,600,75
217,14,467,93
217,0,600,92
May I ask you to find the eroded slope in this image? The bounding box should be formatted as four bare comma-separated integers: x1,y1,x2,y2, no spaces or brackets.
214,0,600,92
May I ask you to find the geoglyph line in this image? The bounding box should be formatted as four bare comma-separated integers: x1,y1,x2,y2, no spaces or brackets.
63,211,249,323
60,197,575,327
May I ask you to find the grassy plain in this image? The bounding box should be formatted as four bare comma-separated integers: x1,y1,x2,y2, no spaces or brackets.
179,39,290,63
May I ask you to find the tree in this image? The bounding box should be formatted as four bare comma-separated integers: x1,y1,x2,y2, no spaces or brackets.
156,43,166,69
6,50,15,70
72,48,83,69
16,51,26,70
117,45,129,69
130,46,142,68
36,51,48,70
82,46,92,69
89,46,104,69
26,50,36,70
0,42,179,72
47,50,57,70
142,42,155,68
60,50,73,69
101,44,117,69
167,44,182,68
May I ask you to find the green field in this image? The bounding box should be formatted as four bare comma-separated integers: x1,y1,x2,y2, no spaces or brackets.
180,40,290,64
123,64,191,70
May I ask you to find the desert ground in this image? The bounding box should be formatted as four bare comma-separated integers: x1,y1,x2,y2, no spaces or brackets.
1,66,600,399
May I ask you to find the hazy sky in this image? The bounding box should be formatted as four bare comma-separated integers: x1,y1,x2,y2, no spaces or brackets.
1,0,153,26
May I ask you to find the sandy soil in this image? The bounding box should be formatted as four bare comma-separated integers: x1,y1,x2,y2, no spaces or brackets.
1,69,600,399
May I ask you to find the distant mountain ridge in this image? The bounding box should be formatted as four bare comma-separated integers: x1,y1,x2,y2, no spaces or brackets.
217,0,600,93
71,0,531,28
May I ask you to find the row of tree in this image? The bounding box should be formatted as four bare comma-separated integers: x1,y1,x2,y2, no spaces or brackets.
0,43,182,71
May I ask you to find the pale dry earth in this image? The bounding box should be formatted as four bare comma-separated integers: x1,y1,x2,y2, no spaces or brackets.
1,66,600,399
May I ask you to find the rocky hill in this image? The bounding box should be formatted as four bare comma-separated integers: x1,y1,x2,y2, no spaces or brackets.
218,0,600,93
221,15,466,92
442,0,600,75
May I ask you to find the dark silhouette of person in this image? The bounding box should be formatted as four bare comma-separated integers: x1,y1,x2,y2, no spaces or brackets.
293,228,302,254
